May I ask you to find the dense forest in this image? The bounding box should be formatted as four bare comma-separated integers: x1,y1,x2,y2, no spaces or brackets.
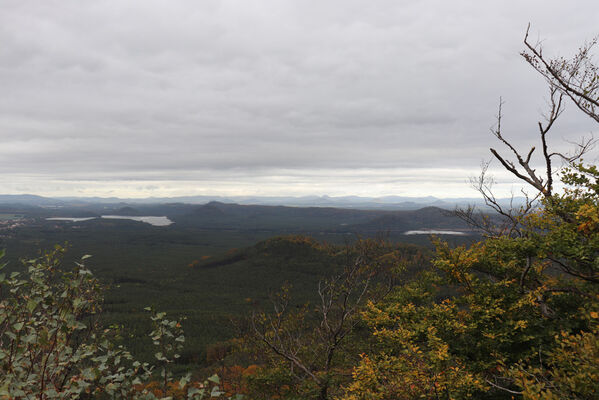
1,31,599,399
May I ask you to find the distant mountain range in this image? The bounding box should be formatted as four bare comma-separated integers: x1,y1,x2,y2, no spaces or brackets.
0,194,526,211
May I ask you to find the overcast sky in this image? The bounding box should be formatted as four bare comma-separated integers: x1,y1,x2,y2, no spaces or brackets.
1,1,598,198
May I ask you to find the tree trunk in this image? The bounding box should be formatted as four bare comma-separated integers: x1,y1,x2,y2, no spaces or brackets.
318,381,329,400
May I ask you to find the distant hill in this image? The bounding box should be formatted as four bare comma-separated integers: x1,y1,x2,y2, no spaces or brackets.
161,202,479,239
1,195,483,237
349,207,472,233
113,206,143,216
0,193,528,211
0,194,65,207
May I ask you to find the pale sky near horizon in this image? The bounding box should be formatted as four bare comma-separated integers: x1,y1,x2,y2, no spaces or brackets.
1,0,598,198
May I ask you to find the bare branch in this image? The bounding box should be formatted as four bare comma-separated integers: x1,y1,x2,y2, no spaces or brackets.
551,134,596,162
485,379,523,395
249,239,396,400
489,98,551,196
523,24,599,123
456,162,540,238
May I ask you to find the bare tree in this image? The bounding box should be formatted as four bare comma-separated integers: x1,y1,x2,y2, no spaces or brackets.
522,24,599,123
459,26,597,238
451,29,599,396
454,160,541,238
250,239,403,400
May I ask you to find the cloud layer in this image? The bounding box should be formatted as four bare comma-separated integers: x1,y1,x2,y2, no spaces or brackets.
1,0,598,197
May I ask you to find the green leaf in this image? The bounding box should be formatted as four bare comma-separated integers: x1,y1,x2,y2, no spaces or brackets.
82,368,96,380
210,386,224,397
179,372,191,389
22,333,37,344
188,387,203,398
27,298,38,312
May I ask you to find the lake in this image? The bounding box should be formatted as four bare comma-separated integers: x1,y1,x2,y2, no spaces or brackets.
46,216,173,226
404,230,466,235
46,217,96,222
101,215,173,226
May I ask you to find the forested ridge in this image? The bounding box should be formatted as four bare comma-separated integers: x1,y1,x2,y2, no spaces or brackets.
1,30,599,399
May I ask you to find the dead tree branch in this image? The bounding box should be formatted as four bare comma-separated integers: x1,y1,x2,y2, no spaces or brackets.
522,24,599,123
249,239,396,400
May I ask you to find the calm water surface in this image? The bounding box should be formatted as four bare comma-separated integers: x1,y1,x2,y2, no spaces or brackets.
46,216,173,226
404,230,466,235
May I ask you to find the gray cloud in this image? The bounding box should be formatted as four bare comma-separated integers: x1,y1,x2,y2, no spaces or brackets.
0,0,598,197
